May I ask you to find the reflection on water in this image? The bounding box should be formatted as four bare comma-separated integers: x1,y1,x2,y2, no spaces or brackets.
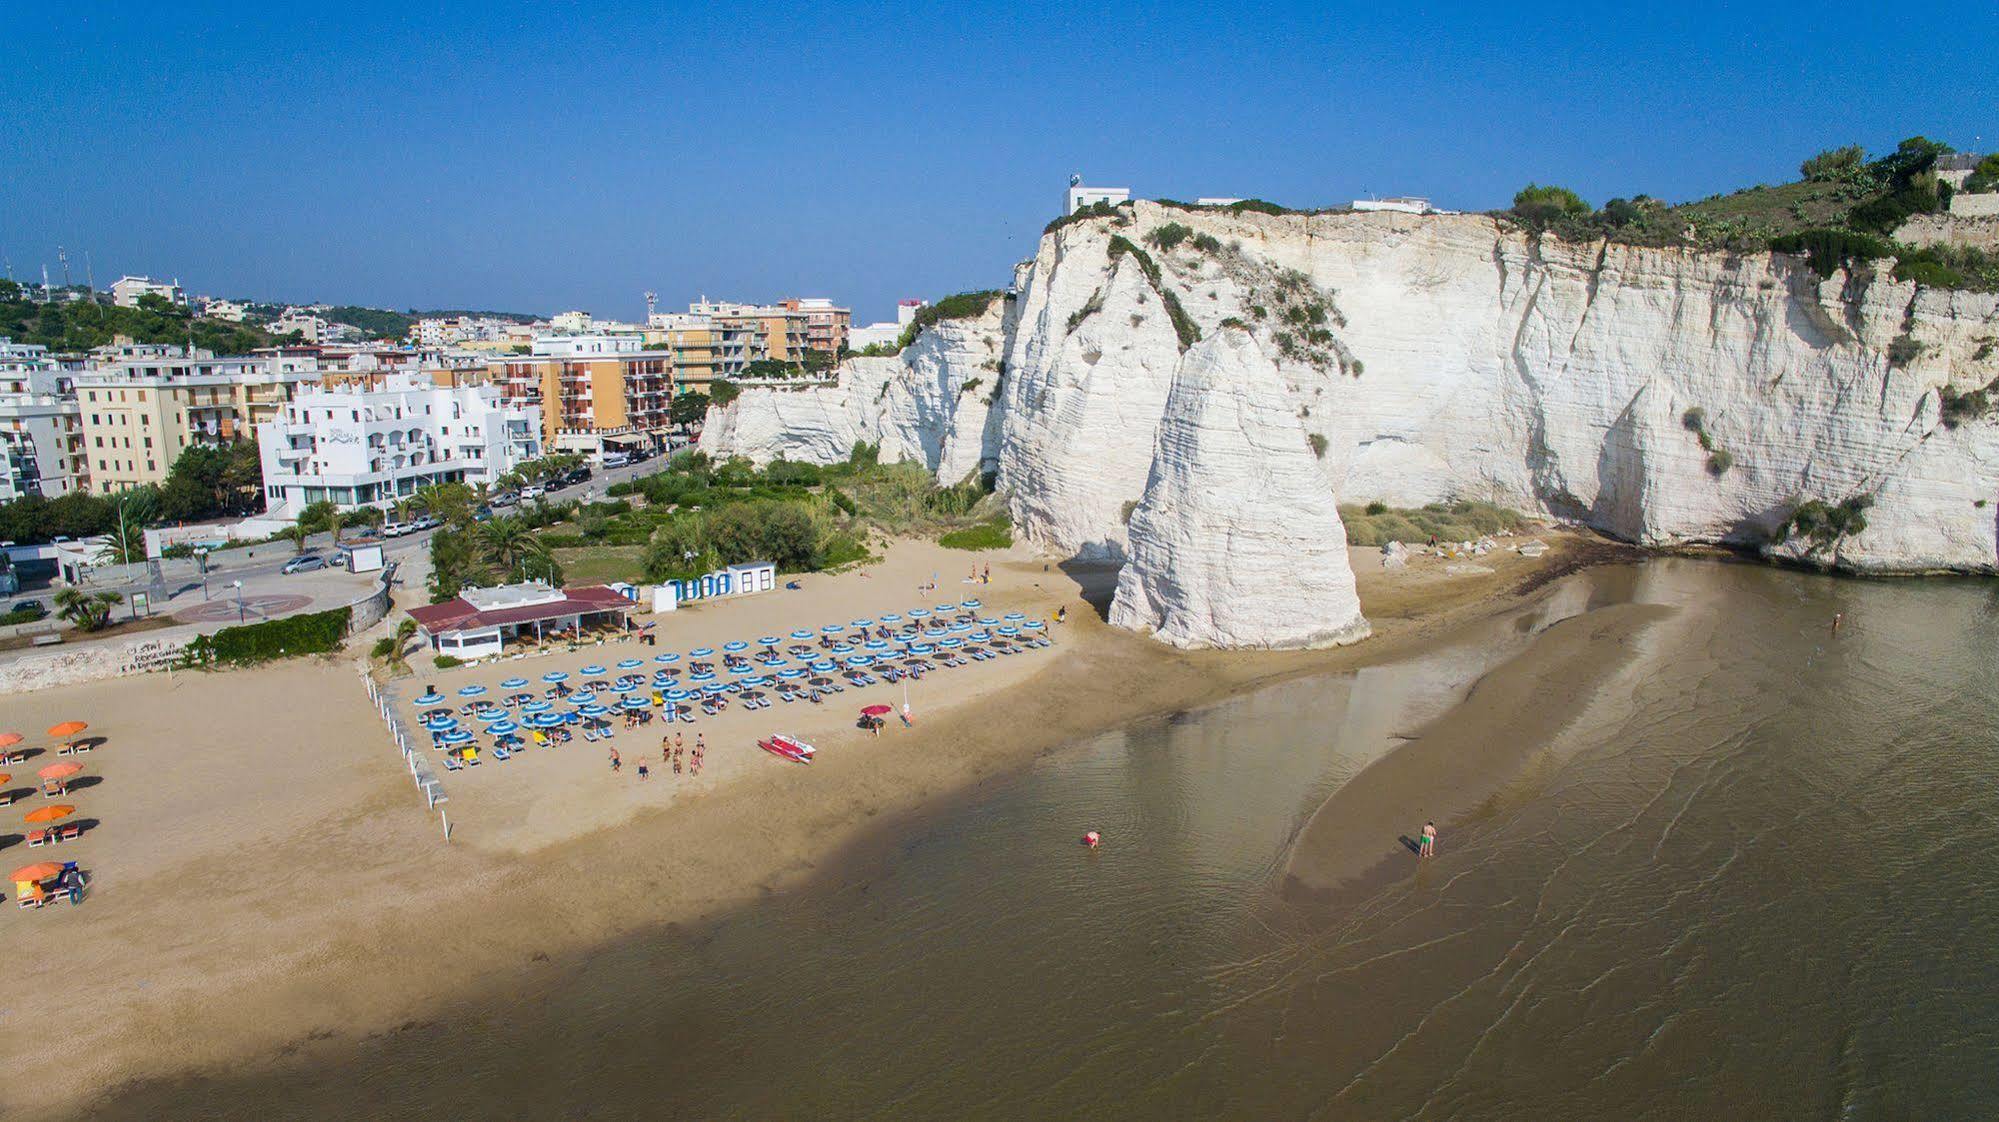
92,561,1999,1119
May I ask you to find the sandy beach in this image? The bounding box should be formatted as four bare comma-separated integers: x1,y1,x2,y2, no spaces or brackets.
0,530,1618,1119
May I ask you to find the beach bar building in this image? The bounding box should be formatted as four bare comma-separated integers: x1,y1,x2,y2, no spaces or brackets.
408,581,637,659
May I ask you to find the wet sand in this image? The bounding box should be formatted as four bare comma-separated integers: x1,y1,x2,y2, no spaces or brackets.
0,530,1599,1120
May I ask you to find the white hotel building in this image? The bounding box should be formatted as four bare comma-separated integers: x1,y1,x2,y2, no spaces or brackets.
0,338,86,501
255,373,542,517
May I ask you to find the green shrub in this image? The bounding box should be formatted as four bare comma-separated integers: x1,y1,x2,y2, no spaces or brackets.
1937,378,1999,427
1888,336,1923,368
1800,145,1867,183
435,654,464,669
1339,500,1529,547
1768,228,1891,278
1682,407,1706,432
0,604,46,626
1146,222,1193,250
938,518,1013,551
1190,233,1222,253
1777,495,1872,554
1307,433,1328,458
1707,449,1734,475
1159,289,1201,351
181,605,352,667
371,636,397,659
1511,183,1591,225
1225,199,1289,216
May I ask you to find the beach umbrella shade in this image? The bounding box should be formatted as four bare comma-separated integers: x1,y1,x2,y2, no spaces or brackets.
476,709,512,724
908,608,931,618
845,655,873,667
879,613,902,623
960,600,980,609
940,637,964,649
580,664,606,675
664,690,691,702
621,696,649,710
46,722,88,740
654,653,681,664
808,676,832,687
541,671,569,683
969,631,991,642
9,862,62,883
425,716,459,732
414,692,445,706
617,658,643,670
439,729,474,745
789,629,814,640
566,692,597,706
23,805,74,825
811,660,837,672
456,685,487,697
1025,620,1045,630
778,668,806,680
820,625,843,635
501,677,529,689
758,635,782,647
37,762,82,781
1003,611,1026,622
487,720,520,736
527,712,564,729
850,618,874,628
520,700,552,714
864,639,889,650
861,704,893,717
723,640,749,652
0,733,22,750
577,704,609,718
689,647,715,657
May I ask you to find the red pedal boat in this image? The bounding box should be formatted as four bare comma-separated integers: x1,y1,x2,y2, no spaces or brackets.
758,733,816,764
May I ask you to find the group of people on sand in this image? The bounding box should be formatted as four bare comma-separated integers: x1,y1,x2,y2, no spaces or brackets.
624,732,705,781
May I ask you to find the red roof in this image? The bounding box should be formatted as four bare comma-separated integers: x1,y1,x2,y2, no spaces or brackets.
408,585,635,635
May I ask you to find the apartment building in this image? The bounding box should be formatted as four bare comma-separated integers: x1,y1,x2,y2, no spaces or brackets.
75,348,318,491
110,275,186,308
256,373,541,515
0,339,86,500
684,297,851,367
487,348,674,453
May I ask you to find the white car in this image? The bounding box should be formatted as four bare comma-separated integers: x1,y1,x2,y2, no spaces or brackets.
520,484,545,500
381,521,414,538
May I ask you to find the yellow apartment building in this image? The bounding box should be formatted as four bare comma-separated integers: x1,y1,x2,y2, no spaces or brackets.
75,353,319,490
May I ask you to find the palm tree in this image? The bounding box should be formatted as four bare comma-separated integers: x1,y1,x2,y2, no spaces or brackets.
276,522,310,554
54,587,123,632
475,515,549,582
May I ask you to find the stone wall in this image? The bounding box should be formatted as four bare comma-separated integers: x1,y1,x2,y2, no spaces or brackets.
1897,211,1999,251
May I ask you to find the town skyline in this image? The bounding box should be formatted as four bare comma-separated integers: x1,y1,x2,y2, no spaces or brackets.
4,3,1992,322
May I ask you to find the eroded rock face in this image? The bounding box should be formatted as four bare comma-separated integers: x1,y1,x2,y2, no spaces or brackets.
1108,329,1369,648
701,202,1999,644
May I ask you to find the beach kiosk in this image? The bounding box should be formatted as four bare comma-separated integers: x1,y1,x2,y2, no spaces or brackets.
408,581,637,660
726,561,777,597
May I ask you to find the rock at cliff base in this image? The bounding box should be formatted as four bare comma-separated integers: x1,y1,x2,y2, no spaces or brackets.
1109,330,1370,649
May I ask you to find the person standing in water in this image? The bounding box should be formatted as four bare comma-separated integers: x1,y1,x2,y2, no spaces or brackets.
1420,821,1437,858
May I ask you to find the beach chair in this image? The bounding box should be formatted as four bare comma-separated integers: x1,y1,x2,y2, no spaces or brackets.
583,728,600,743
57,822,81,841
492,747,511,761
443,754,462,771
25,828,45,848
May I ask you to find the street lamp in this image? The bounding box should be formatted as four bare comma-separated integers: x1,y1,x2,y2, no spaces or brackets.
231,579,245,623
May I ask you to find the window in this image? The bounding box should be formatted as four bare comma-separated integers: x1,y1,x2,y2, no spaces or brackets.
143,437,152,449
94,437,102,448
146,461,155,472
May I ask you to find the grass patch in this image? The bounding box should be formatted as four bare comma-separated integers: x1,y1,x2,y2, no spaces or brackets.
1338,500,1530,547
938,518,1013,551
552,544,648,586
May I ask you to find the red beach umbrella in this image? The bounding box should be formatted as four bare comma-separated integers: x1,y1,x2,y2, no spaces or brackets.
860,704,893,717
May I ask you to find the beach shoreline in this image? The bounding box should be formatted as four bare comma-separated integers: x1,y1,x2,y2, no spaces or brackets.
4,530,1621,1120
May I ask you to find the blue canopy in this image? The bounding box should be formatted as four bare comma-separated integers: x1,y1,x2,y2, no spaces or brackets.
830,644,856,655
702,683,728,696
439,729,474,745
723,640,748,652
908,608,931,619
970,631,991,642
811,660,837,672
960,599,981,609
576,704,610,718
664,689,691,701
909,643,935,654
476,709,511,723
778,668,806,679
520,700,552,714
541,671,569,683
527,712,565,728
789,629,814,640
863,639,889,650
820,624,844,634
654,653,681,664
689,647,715,657
850,618,874,628
879,612,902,622
580,664,606,675
688,671,716,682
500,677,529,688
621,696,649,710
616,658,643,670
950,621,973,632
978,617,1000,627
424,716,459,731
997,625,1020,636
939,637,964,648
456,685,487,697
487,720,519,735
414,691,444,706
1024,620,1046,630
845,655,873,666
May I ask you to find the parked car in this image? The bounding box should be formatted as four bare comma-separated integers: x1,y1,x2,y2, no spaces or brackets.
565,467,592,484
489,491,519,508
600,452,631,469
8,599,45,620
381,521,414,538
413,515,441,531
282,554,326,574
520,484,545,500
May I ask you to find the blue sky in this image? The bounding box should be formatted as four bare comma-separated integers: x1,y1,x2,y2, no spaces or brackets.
2,2,1992,323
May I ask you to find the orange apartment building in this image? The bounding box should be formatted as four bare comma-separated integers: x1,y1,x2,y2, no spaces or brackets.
487,349,674,453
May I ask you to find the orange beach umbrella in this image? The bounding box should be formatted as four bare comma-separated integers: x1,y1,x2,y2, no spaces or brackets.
46,722,87,739
0,774,9,785
37,762,82,781
0,733,21,749
9,862,62,883
860,704,893,717
23,804,74,825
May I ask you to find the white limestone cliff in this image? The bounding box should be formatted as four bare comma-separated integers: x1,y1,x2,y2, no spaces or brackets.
701,202,1999,645
1109,328,1370,648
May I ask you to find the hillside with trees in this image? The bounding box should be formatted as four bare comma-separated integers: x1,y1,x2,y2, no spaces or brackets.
0,282,288,352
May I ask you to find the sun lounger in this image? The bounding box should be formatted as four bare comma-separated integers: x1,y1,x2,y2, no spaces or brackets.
26,829,45,847
57,822,81,841
583,729,600,743
492,747,510,761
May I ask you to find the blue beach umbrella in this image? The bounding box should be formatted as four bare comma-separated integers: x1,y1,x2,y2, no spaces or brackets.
879,613,902,623
476,709,511,723
654,653,681,664
577,704,610,718
500,677,529,689
457,685,487,697
778,668,806,680
580,664,606,675
1024,620,1046,630
758,635,782,646
950,621,972,633
830,643,855,655
527,712,564,729
617,658,643,670
811,660,837,673
789,629,814,640
970,631,991,642
566,691,597,706
998,625,1020,636
909,643,935,654
723,640,748,652
820,624,843,635
1004,612,1025,622
439,729,473,745
978,617,1000,627
520,700,552,714
541,671,569,683
414,691,444,706
960,599,980,609
940,637,964,649
850,618,873,628
688,671,715,682
908,608,931,619
863,639,888,650
702,683,728,696
845,655,873,667
688,647,715,658
424,716,459,732
487,720,519,735
664,689,691,702
621,696,649,710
